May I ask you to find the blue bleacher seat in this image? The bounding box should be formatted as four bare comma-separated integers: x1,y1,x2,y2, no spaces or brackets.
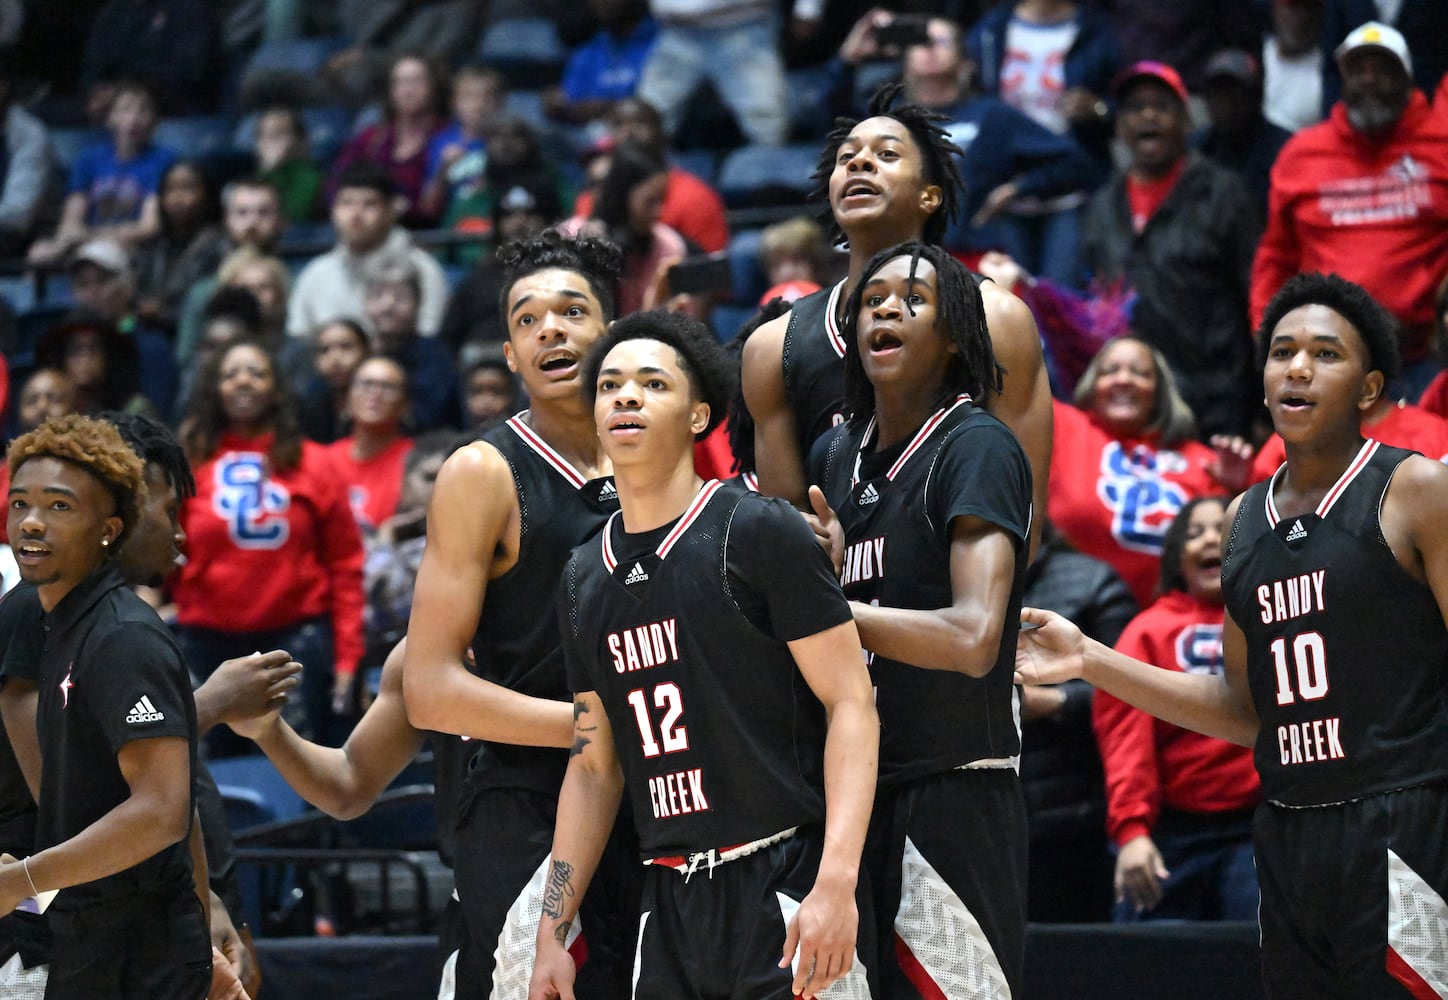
786,66,838,141
218,783,277,833
728,227,766,306
154,116,236,160
671,150,718,188
480,18,567,88
208,754,308,827
48,127,107,173
716,144,822,209
710,303,756,344
243,36,348,79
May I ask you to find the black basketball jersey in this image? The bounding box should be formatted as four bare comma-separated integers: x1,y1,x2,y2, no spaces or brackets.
815,396,1033,788
1222,440,1448,807
781,281,848,456
442,413,620,809
560,480,853,857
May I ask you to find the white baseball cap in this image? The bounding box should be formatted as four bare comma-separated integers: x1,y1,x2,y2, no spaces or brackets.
1334,21,1412,77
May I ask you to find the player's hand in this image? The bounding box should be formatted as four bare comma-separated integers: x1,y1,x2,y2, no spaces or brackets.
780,875,858,998
1115,834,1170,912
210,890,260,997
805,486,845,578
206,945,250,1000
527,940,578,1000
1014,608,1087,686
1208,434,1255,494
198,651,301,729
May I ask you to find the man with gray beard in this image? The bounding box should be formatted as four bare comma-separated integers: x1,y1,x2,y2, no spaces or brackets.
1251,20,1448,398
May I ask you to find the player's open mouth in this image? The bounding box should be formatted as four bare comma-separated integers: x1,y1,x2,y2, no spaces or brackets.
868,330,903,355
1278,394,1313,411
607,416,646,433
841,179,880,203
538,350,578,377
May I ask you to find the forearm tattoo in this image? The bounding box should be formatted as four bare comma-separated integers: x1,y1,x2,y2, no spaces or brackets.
541,859,576,936
570,699,599,759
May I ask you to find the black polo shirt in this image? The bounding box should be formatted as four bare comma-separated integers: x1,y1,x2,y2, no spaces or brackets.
33,564,197,913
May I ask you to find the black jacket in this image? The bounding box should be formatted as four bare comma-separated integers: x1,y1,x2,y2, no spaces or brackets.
1081,154,1260,438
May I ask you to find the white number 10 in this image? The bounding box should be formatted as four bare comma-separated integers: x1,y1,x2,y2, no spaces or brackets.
1270,631,1329,705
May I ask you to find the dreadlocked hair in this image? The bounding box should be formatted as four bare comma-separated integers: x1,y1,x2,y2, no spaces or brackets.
842,241,1002,429
811,82,964,248
101,411,196,500
497,228,623,325
8,413,147,548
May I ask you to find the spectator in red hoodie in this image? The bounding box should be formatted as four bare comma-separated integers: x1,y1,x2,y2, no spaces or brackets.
1252,21,1448,397
326,355,414,533
1094,496,1261,922
175,338,364,753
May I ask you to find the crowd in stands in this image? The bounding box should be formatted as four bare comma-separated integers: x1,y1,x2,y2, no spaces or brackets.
0,0,1446,938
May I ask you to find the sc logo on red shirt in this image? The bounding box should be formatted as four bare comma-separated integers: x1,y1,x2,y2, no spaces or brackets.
214,453,291,549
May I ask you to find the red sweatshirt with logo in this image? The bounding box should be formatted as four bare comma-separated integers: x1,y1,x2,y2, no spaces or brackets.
1094,591,1260,847
1251,91,1448,350
174,433,365,678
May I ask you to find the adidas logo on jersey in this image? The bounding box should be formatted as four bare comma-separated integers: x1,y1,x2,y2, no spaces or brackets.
857,484,880,506
125,696,165,724
625,562,650,585
1285,519,1308,542
598,481,618,502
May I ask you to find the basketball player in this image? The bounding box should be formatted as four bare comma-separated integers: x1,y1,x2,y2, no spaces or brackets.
529,310,879,1000
1017,272,1448,997
0,415,208,999
403,231,637,998
810,243,1033,999
740,85,1051,553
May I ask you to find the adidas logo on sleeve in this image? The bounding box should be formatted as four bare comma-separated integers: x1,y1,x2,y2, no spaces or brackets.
125,696,165,724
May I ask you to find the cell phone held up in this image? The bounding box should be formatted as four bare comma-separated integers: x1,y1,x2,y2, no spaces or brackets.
667,254,733,297
876,15,931,52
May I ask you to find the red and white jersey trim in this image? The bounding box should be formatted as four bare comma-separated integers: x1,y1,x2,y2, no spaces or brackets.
1265,438,1379,527
507,412,588,489
602,480,724,572
852,395,973,488
824,280,847,359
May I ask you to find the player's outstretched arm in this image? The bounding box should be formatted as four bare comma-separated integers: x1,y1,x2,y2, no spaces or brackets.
529,692,625,1000
231,638,426,820
980,285,1052,559
1017,505,1260,748
742,314,810,506
194,650,302,736
851,515,1020,677
403,443,573,747
0,735,193,911
784,619,878,999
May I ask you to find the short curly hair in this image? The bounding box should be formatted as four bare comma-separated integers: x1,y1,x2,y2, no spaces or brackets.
8,413,147,547
497,228,623,327
1255,272,1401,382
582,308,736,441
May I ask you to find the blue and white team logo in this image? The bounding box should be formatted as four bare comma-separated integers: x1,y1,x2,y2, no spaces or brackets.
1096,443,1190,553
1175,623,1224,675
214,452,291,548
